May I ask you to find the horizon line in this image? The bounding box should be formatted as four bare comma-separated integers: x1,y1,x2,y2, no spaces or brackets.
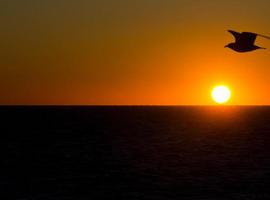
1,104,270,107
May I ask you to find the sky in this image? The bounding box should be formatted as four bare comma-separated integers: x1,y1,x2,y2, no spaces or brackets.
1,0,270,105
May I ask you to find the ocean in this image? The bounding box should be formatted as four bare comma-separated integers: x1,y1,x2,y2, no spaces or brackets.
1,106,270,199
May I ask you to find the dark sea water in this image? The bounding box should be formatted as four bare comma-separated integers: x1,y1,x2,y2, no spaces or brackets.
1,106,270,200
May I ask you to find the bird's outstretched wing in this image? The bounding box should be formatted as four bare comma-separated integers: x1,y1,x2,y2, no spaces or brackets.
258,34,270,40
228,30,241,42
241,32,257,45
228,30,258,45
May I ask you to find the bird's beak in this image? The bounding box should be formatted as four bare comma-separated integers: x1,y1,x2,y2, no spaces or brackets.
224,44,229,48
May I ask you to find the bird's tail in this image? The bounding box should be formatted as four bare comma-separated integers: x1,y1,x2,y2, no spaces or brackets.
258,34,270,40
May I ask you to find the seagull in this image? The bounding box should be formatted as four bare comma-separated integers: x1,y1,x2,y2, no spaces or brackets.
225,30,270,52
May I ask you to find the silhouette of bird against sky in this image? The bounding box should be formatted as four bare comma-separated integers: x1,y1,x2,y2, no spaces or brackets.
225,30,270,53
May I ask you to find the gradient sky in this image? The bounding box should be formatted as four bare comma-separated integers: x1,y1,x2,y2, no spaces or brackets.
1,0,270,105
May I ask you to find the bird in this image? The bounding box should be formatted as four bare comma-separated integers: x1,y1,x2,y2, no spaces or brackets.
225,30,270,52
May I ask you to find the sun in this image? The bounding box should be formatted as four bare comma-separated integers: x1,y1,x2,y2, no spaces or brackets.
211,85,231,104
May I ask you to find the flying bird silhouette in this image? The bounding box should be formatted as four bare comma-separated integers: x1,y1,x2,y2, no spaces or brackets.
225,30,270,52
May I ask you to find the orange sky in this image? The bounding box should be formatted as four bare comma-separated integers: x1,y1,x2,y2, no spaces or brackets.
1,0,270,105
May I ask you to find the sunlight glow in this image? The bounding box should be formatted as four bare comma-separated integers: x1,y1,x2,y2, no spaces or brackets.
212,85,231,104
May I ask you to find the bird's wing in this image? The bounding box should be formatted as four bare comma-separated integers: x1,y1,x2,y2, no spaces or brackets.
258,34,270,40
228,30,241,42
241,32,257,45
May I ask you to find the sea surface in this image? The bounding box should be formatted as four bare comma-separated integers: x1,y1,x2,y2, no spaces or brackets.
1,106,270,200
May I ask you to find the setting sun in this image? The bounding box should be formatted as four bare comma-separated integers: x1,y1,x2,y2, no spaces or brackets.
211,85,231,104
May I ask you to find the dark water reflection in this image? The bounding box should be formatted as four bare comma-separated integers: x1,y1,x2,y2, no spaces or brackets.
1,106,270,199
